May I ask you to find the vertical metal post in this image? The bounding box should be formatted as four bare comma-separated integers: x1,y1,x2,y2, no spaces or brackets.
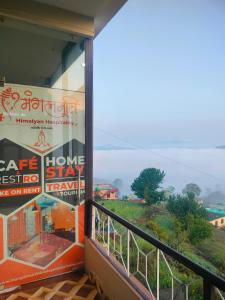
92,207,96,240
203,279,214,300
107,216,110,256
137,251,140,272
157,249,160,300
171,277,174,300
84,38,93,238
145,256,148,282
102,219,105,244
127,229,130,277
186,285,188,300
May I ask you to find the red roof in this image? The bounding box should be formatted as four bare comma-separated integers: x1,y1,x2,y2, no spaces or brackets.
102,188,118,197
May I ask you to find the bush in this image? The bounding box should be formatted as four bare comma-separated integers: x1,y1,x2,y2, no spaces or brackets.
187,215,213,245
147,220,169,242
167,194,207,223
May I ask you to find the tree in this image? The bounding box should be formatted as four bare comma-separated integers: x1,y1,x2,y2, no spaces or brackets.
144,186,165,205
167,193,207,227
162,186,175,200
112,178,123,190
167,193,212,245
122,195,128,201
131,168,165,205
182,183,201,198
186,214,213,245
170,217,188,251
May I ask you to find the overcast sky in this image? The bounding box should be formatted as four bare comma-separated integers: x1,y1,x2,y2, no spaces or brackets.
93,0,225,148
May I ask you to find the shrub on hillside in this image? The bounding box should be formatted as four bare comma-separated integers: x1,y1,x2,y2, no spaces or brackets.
167,193,212,245
187,215,213,245
167,193,207,225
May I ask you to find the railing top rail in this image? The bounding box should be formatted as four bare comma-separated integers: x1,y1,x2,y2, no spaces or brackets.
91,200,225,292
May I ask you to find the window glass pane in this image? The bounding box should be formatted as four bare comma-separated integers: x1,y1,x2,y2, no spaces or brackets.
0,21,86,286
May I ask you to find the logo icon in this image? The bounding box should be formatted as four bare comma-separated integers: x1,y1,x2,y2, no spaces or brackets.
34,129,50,147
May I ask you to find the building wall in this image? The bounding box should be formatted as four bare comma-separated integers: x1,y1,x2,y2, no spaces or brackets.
210,216,225,227
85,239,151,300
107,192,117,200
94,189,118,200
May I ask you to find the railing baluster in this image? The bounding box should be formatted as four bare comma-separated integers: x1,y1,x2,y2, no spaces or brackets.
215,287,225,300
171,277,174,300
145,254,148,283
127,229,130,277
157,249,160,300
107,216,110,256
186,285,189,300
92,207,96,240
102,219,105,244
90,201,225,299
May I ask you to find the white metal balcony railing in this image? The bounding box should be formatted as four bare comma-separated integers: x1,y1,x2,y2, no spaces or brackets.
88,200,225,300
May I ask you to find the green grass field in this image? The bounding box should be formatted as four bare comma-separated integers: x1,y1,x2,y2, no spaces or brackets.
99,200,146,223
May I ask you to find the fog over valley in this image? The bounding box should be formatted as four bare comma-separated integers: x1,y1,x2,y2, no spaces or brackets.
94,148,225,196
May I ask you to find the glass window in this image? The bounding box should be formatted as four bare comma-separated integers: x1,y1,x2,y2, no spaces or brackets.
0,20,86,285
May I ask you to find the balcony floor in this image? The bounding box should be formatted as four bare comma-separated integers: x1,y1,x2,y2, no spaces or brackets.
1,272,103,300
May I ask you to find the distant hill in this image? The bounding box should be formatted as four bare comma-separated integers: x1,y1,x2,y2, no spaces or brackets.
216,145,225,149
203,191,225,204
